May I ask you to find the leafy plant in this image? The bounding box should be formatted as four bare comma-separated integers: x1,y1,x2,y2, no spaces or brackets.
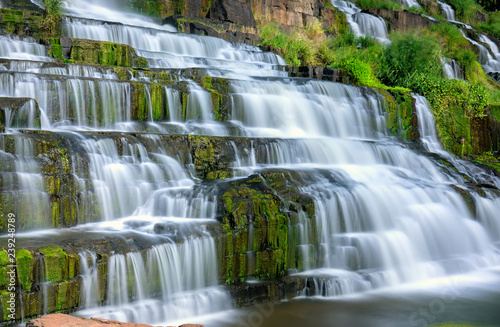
40,0,64,35
379,32,442,89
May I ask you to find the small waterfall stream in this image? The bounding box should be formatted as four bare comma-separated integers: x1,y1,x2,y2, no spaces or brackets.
442,57,464,80
330,0,389,43
437,0,456,21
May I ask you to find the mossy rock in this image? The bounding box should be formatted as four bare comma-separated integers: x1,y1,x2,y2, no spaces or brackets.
67,39,148,68
15,249,34,291
378,87,416,140
217,175,290,283
38,247,68,283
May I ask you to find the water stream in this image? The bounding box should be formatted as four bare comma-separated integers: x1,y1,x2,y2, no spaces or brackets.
330,0,389,43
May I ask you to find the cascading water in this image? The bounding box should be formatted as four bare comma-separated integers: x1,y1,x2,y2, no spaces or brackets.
1,0,500,325
437,0,456,21
0,35,53,62
480,34,500,61
398,0,420,8
413,94,442,152
442,57,464,80
461,30,500,73
330,0,389,43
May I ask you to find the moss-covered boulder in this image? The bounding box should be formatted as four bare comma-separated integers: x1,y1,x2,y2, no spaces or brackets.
56,38,148,68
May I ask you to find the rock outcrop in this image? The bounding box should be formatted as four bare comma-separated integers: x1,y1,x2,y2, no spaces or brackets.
207,0,256,27
365,8,437,33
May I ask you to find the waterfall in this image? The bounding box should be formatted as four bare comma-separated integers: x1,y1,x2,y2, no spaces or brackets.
78,251,99,309
75,237,230,325
480,34,500,61
442,57,464,80
437,0,456,21
62,17,285,73
1,0,500,324
413,94,442,152
330,0,389,43
0,35,52,62
461,30,500,73
398,0,420,8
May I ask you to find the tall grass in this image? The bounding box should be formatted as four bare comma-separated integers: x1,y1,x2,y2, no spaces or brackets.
379,32,443,89
353,0,403,10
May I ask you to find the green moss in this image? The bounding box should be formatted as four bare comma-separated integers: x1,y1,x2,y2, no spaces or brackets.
1,290,17,321
15,249,34,291
491,104,500,121
39,246,67,283
472,152,500,173
70,39,147,68
0,251,8,266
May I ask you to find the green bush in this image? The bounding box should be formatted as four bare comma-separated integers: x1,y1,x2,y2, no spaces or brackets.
40,0,64,36
379,32,442,89
42,0,64,18
259,23,317,66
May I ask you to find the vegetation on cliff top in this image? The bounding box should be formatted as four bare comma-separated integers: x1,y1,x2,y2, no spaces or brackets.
259,0,500,156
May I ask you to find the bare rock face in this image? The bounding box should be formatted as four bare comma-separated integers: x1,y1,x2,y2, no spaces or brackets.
365,8,437,32
207,0,257,27
249,0,333,29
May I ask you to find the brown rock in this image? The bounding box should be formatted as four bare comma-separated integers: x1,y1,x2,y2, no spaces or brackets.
26,314,154,327
365,8,437,33
207,0,256,27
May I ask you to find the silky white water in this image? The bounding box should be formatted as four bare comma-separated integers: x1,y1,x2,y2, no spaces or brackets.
331,0,389,43
437,0,456,21
442,57,463,80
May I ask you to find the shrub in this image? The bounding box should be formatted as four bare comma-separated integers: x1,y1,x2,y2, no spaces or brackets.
42,0,64,18
379,32,442,89
40,0,64,35
259,23,318,66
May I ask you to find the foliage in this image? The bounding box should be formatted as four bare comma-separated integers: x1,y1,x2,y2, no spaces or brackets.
429,23,470,54
475,0,499,12
478,13,500,41
259,23,318,66
406,5,427,15
379,32,443,89
353,0,402,10
415,75,489,118
441,0,484,24
40,0,64,36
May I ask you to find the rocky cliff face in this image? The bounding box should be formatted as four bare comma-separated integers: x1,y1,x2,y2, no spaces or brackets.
365,8,437,33
154,0,344,45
